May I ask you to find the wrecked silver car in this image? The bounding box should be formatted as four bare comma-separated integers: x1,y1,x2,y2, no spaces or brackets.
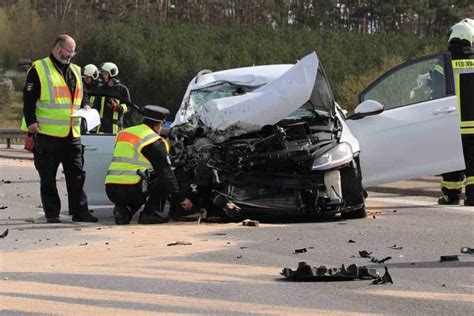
169,52,366,220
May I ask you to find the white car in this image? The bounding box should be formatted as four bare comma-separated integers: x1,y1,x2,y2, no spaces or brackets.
82,51,464,219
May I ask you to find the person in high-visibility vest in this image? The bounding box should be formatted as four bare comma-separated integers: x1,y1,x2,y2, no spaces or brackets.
21,35,97,223
438,18,474,205
94,62,128,134
105,105,193,224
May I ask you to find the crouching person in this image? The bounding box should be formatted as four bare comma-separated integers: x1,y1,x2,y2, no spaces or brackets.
104,105,193,224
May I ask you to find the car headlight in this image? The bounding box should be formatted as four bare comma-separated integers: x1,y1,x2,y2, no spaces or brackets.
312,142,353,171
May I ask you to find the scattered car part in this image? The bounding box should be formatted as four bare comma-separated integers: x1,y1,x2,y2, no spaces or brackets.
440,255,459,262
281,261,380,281
0,205,8,210
0,229,8,238
388,244,403,250
348,239,356,243
294,248,307,254
372,266,393,284
359,250,372,258
242,219,259,227
371,256,392,263
167,241,192,246
461,247,474,254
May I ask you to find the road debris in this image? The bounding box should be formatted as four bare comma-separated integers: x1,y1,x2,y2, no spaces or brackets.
0,229,9,238
79,242,88,246
371,256,392,263
388,244,403,250
372,266,393,284
24,218,35,223
348,239,356,243
237,255,243,259
0,205,8,210
167,241,192,246
294,248,307,254
440,255,459,262
461,247,473,254
213,233,227,236
393,210,397,213
242,219,259,227
359,250,372,258
1,180,12,184
281,262,380,282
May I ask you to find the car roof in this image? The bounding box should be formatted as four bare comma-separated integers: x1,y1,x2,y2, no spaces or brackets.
191,64,293,90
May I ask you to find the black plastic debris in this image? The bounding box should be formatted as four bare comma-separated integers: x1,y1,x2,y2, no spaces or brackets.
167,241,192,246
242,219,259,227
388,244,403,250
393,210,397,213
359,250,372,258
372,266,393,284
213,233,227,236
371,256,392,263
461,247,474,254
0,229,9,238
237,255,243,259
80,242,88,246
1,180,12,184
0,205,8,210
294,248,307,254
348,239,356,243
440,255,459,262
281,262,380,282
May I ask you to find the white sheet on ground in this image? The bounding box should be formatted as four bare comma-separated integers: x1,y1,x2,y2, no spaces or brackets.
199,52,318,133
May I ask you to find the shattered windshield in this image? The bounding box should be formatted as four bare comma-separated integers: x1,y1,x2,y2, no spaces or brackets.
189,82,261,111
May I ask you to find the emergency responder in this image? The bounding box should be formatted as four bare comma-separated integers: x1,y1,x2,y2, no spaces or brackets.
438,18,474,206
94,62,128,134
82,64,101,106
21,35,97,223
104,105,193,225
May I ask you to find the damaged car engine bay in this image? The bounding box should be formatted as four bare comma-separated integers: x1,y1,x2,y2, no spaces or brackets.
170,112,364,219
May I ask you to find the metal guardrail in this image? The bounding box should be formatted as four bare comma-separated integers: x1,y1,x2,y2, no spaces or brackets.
0,128,26,148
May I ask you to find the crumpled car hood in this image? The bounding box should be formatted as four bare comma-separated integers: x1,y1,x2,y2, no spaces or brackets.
172,52,326,136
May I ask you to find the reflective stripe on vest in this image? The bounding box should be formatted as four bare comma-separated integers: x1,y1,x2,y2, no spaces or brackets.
97,96,121,134
105,124,169,185
452,59,474,135
20,57,83,137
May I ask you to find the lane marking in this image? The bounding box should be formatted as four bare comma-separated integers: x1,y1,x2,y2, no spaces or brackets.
368,196,474,213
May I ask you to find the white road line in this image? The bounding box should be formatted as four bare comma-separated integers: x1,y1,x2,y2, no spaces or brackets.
368,196,474,213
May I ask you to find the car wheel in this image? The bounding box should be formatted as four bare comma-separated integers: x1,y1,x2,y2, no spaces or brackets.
341,205,366,219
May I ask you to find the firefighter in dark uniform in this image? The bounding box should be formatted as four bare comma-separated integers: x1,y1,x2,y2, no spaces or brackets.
438,18,474,206
105,105,193,224
82,64,101,107
21,35,97,223
94,62,128,134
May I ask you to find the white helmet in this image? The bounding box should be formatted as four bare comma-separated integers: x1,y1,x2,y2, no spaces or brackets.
449,18,474,46
83,64,99,80
100,62,119,77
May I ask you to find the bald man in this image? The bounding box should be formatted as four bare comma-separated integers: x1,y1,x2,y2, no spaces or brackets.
22,35,97,223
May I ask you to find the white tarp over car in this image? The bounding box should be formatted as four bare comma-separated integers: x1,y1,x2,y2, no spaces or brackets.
200,52,318,132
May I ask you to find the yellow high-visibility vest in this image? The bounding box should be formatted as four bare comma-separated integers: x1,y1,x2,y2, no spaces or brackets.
105,124,170,185
21,57,83,137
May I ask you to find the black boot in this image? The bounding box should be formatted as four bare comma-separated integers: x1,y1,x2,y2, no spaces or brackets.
437,195,460,205
72,210,98,223
113,204,131,225
138,211,169,224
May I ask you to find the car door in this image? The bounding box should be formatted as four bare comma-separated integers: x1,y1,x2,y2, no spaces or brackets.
346,52,465,187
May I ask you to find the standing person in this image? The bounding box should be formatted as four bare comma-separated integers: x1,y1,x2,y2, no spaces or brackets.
438,18,474,206
21,35,98,223
95,62,128,134
82,64,101,107
105,105,193,225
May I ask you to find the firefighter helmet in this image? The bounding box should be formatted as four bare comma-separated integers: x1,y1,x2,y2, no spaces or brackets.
100,62,119,77
83,64,99,80
449,18,474,46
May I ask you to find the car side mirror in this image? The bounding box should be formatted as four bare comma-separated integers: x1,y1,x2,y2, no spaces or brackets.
349,100,384,120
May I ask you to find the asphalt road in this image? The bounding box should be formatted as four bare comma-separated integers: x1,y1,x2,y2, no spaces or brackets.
0,157,473,315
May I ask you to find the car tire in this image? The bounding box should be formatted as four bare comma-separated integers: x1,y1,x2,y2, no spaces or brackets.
341,205,366,219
